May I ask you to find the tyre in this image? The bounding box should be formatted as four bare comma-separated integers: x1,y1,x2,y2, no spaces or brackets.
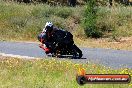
72,44,82,59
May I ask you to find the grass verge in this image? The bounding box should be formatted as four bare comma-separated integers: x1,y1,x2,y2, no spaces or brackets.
0,56,132,88
74,37,132,50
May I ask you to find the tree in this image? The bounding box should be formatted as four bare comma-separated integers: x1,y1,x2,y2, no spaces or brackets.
68,0,76,7
82,0,102,38
109,0,113,6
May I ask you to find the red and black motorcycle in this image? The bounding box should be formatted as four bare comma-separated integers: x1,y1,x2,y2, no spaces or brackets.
38,30,83,59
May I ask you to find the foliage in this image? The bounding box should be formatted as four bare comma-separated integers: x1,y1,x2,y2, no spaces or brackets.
0,2,82,41
0,1,132,41
83,0,103,38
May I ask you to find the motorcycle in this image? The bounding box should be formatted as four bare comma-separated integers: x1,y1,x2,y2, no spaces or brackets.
38,30,83,59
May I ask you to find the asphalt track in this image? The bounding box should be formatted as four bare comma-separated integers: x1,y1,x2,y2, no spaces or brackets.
0,41,132,69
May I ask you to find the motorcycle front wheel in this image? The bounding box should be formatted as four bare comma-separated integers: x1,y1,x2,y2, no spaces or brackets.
71,44,83,59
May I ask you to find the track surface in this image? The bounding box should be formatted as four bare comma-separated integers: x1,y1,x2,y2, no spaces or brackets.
0,41,132,69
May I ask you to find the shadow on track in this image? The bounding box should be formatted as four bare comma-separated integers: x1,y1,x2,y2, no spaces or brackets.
47,54,87,59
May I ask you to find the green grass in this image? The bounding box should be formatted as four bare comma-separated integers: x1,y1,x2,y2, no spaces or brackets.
0,1,132,41
96,6,132,38
0,1,84,41
0,57,132,88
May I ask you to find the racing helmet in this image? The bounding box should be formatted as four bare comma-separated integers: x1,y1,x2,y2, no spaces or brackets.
45,22,53,33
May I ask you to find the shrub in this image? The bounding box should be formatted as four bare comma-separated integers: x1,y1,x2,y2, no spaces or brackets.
82,0,103,38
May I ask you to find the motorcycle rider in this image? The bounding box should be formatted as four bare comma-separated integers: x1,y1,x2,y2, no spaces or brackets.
38,22,56,54
38,22,82,58
38,22,73,54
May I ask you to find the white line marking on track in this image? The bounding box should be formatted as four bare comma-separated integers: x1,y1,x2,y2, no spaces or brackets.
0,53,35,59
